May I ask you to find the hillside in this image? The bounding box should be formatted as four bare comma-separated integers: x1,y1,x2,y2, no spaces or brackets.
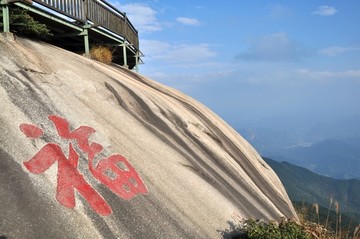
264,158,360,216
245,137,360,180
281,140,360,179
0,35,297,239
238,118,360,180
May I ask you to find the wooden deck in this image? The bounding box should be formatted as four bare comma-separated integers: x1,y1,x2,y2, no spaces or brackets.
1,0,141,69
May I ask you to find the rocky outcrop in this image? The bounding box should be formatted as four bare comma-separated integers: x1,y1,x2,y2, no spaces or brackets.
0,35,297,239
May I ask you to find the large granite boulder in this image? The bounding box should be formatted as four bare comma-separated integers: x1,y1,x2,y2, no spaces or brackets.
0,35,297,238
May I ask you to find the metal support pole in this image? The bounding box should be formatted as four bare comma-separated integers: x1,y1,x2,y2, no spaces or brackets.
84,29,90,55
83,24,90,57
2,5,10,32
135,51,139,73
122,42,128,68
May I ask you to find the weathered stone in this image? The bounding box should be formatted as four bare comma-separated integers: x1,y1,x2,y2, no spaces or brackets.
0,36,297,239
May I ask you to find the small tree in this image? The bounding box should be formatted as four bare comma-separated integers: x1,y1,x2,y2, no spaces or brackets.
1,6,52,38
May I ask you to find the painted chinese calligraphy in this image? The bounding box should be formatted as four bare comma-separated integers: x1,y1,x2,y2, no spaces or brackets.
20,115,148,216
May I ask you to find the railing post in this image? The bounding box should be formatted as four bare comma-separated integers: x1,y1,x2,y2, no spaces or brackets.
83,0,87,21
123,12,127,42
122,41,128,68
1,0,10,33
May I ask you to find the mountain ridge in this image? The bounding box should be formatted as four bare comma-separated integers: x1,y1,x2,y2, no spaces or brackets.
239,124,360,179
263,157,360,216
280,139,360,179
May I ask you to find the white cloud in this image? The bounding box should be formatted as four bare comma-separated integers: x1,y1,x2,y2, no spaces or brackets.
176,17,201,26
312,6,337,16
113,2,162,32
298,68,360,79
269,4,291,19
141,39,216,65
236,32,310,62
319,46,360,57
139,40,171,56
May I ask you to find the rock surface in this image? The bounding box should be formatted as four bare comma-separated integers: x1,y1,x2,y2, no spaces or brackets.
0,35,297,239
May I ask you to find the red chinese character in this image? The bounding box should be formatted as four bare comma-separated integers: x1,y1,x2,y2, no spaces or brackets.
48,115,148,200
20,115,148,216
23,142,111,216
90,154,148,200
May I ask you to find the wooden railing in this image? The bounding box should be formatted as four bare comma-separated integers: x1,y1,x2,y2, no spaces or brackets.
31,0,139,50
85,0,138,50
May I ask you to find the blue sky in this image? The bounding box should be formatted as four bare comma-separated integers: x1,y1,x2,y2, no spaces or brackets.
112,0,360,128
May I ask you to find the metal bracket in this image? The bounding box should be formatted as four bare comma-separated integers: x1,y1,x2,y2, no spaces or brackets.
1,0,31,4
83,24,92,29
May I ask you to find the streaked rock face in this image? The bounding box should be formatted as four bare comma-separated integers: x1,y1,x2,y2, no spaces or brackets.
0,35,297,239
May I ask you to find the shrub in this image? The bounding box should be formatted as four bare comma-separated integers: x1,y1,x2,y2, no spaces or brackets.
0,6,52,38
221,219,311,239
243,219,311,239
90,45,113,64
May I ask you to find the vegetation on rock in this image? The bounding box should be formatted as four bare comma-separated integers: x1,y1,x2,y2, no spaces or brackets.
221,216,360,239
221,218,311,239
90,45,113,64
0,6,52,38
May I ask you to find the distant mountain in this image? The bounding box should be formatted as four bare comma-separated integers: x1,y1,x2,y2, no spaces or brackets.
306,115,360,142
264,158,360,216
276,140,360,179
237,114,360,145
237,116,360,179
238,127,300,156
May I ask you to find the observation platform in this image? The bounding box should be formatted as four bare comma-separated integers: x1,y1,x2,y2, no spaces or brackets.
1,0,142,70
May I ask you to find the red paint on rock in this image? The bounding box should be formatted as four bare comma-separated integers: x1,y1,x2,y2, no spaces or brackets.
24,143,112,216
48,115,148,199
90,154,148,200
21,115,148,216
20,123,43,138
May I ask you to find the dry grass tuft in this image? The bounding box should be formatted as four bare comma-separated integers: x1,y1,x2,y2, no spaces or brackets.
354,224,360,238
312,203,320,223
302,221,336,239
90,46,113,64
296,200,360,239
